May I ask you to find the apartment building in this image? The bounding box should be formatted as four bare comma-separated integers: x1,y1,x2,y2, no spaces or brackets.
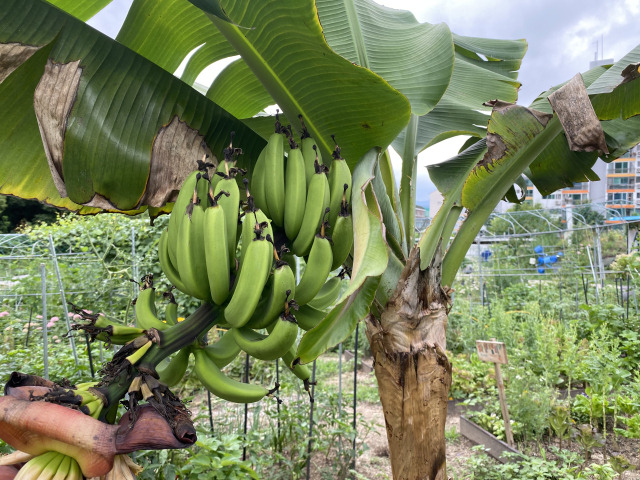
522,146,640,222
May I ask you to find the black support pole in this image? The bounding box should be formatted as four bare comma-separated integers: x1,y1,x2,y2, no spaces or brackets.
352,322,359,473
305,360,317,480
242,352,249,461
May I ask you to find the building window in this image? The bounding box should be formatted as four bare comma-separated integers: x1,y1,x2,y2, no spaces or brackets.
610,162,630,174
608,192,630,202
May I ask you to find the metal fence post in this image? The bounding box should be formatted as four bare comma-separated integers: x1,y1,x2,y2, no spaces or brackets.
48,234,79,365
40,264,49,380
131,227,138,288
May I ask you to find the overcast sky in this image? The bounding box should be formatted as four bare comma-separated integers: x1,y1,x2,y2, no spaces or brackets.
88,0,640,206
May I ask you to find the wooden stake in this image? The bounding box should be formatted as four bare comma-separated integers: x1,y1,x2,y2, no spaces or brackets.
477,338,514,447
494,361,514,447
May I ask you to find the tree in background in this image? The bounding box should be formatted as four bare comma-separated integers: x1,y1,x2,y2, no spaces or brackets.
0,196,58,233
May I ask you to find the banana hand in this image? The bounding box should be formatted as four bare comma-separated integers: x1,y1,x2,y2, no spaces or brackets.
157,347,191,388
295,227,333,306
193,348,270,404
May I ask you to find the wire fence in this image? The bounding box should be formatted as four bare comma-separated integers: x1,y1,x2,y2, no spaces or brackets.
0,230,367,478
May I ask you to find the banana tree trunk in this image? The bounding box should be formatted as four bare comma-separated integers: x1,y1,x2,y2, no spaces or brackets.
366,247,452,480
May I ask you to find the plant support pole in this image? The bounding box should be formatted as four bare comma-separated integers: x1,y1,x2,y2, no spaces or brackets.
276,358,281,448
352,322,359,472
131,227,138,291
24,305,33,347
305,360,317,480
48,234,79,365
207,391,214,431
338,342,343,417
242,352,249,461
40,263,48,380
494,361,514,447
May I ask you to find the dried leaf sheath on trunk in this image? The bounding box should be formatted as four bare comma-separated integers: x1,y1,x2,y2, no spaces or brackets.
366,247,452,480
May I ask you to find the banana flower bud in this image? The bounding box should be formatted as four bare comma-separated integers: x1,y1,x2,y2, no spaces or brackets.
0,389,195,477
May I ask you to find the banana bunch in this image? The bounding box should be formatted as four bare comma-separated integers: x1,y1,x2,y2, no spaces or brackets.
152,127,355,405
134,277,171,332
87,454,142,480
13,451,83,480
249,119,352,291
73,386,105,419
69,306,146,346
159,146,241,305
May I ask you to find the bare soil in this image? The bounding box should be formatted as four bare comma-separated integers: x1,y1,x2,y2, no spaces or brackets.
190,354,639,480
312,358,640,480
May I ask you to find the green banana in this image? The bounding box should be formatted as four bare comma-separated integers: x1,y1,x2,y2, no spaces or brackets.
203,191,231,305
124,339,153,367
19,451,57,480
39,450,65,480
231,308,298,361
213,171,241,266
295,304,327,331
91,314,144,334
193,347,269,403
203,329,241,368
330,208,354,271
239,189,273,273
98,329,145,345
163,290,179,326
211,133,237,192
73,311,146,344
158,229,189,295
281,344,312,381
284,137,307,241
328,140,352,228
52,454,72,480
189,193,210,295
211,158,231,192
295,225,333,305
157,347,191,387
196,170,211,206
175,190,210,301
263,115,286,226
251,147,270,218
135,287,168,331
225,232,273,328
74,381,99,391
299,115,322,187
308,275,343,310
167,170,199,266
291,161,330,257
66,457,82,480
246,253,295,329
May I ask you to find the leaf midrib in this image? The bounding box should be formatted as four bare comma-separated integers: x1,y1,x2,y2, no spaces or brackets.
342,0,369,69
210,14,333,157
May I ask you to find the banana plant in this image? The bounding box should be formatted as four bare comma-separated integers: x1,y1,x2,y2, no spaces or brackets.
1,0,640,478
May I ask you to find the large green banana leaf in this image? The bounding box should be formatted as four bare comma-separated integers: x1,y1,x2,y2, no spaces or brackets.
187,0,411,165
48,0,113,22
116,0,236,80
440,52,640,284
392,35,527,155
74,0,414,167
316,0,454,116
0,0,265,213
118,0,451,118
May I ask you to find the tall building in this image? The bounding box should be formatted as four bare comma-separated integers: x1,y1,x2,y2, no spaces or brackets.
604,145,640,222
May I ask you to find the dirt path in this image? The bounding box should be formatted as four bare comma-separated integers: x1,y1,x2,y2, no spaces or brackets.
345,399,475,480
320,362,639,480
